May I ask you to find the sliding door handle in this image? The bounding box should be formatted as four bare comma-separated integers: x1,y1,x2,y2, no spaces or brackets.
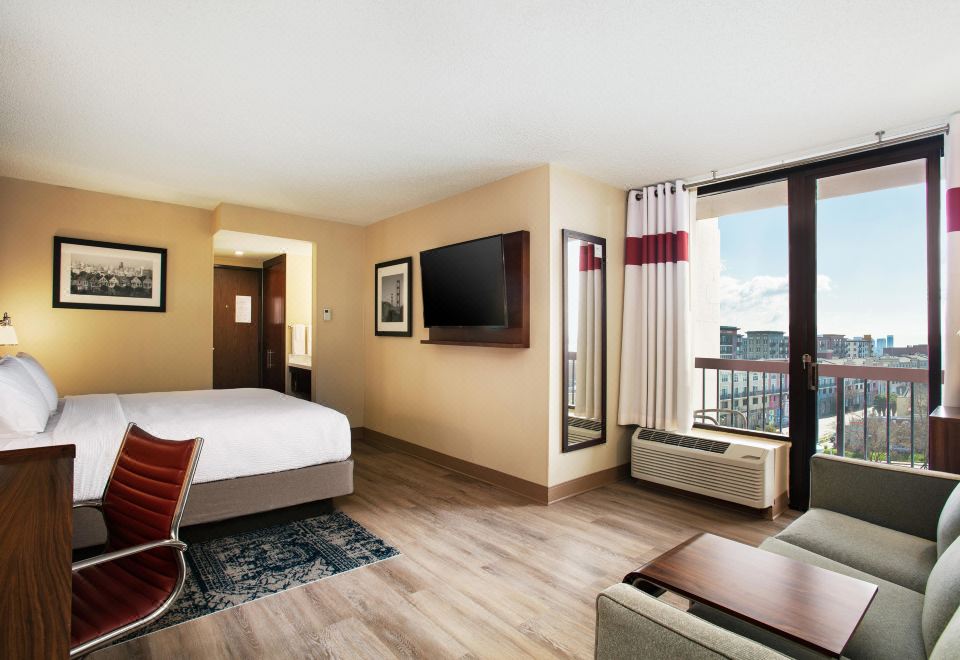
802,353,818,391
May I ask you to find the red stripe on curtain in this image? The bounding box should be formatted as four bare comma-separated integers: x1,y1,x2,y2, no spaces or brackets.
624,231,689,265
948,187,960,233
579,245,602,271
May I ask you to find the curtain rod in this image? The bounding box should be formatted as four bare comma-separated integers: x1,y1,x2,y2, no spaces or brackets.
631,123,949,196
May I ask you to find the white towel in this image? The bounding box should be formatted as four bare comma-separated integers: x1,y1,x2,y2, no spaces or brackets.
291,323,307,355
306,325,312,356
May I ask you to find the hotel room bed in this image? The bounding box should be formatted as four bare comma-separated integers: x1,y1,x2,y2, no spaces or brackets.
6,387,354,548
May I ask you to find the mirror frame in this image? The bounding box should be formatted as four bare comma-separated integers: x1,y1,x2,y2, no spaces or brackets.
561,229,607,453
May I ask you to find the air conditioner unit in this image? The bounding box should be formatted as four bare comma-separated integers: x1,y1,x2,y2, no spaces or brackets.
631,427,788,512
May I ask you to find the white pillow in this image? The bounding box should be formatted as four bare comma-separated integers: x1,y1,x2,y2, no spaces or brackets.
15,352,59,412
0,357,51,438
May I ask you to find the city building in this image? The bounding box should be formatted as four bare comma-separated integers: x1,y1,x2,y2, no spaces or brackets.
719,326,742,359
743,330,788,361
874,336,887,357
817,334,846,359
847,335,874,359
885,344,929,357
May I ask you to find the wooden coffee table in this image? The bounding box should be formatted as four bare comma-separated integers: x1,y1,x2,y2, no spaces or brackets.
624,533,877,658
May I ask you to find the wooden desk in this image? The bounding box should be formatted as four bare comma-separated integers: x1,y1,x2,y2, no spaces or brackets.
0,445,75,659
624,533,877,658
930,405,960,474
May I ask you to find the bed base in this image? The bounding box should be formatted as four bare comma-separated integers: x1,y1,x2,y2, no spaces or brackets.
72,458,354,549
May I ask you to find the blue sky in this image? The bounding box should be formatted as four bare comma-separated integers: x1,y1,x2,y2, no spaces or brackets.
718,181,935,347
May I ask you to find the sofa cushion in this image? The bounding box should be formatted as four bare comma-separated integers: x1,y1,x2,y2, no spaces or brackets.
705,537,926,660
596,584,790,660
930,606,960,659
923,538,960,655
688,603,833,660
937,483,960,557
775,508,936,593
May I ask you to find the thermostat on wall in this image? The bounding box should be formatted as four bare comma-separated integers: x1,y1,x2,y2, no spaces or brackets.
323,308,332,321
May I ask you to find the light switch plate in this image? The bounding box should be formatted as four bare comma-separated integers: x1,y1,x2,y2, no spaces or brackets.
323,307,332,321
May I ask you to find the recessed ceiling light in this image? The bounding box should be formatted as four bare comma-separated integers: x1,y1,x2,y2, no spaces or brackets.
234,250,245,256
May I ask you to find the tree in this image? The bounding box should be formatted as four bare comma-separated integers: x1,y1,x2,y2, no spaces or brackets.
873,392,896,415
841,414,927,465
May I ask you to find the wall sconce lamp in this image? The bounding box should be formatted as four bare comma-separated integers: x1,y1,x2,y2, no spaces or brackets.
0,312,18,347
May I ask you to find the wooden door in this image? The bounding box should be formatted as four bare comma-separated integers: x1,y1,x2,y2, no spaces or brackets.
262,254,286,393
213,266,262,389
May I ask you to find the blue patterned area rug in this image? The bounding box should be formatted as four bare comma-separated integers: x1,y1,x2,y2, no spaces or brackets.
120,510,399,643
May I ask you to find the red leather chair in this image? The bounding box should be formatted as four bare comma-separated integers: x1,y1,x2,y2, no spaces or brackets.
70,423,203,658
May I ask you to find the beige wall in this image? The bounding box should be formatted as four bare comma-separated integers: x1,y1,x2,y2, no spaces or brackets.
284,252,312,394
285,253,312,332
1,168,629,491
0,177,214,394
214,204,365,426
363,166,552,485
0,178,364,427
361,165,629,488
547,166,629,486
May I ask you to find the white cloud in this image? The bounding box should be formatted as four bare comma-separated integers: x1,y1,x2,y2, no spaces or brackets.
719,274,832,333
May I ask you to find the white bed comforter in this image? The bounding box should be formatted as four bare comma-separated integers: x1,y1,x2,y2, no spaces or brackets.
52,388,351,502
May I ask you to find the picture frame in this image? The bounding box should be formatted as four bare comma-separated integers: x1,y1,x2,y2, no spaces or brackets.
374,256,413,336
53,236,167,312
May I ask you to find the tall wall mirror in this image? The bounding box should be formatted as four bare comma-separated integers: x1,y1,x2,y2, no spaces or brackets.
562,229,607,452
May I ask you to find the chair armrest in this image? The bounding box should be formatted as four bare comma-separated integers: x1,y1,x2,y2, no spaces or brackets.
72,538,187,572
810,454,960,540
595,584,788,660
72,500,102,511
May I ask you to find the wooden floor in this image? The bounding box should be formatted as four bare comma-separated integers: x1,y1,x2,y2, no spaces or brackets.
96,440,797,659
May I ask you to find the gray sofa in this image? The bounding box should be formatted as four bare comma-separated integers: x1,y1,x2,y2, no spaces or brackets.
596,454,960,659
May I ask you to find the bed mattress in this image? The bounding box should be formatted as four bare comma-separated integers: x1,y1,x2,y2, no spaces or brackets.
7,388,351,502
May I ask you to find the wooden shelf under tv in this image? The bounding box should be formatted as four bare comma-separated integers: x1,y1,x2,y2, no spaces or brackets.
421,230,530,349
421,340,528,348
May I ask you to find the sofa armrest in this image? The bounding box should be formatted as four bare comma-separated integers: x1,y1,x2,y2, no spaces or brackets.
810,454,960,541
595,584,788,660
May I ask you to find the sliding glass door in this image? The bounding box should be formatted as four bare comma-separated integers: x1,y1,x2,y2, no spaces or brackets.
787,139,942,507
696,137,943,509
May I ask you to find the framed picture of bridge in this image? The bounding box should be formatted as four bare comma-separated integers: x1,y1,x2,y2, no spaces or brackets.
374,256,412,337
53,236,167,312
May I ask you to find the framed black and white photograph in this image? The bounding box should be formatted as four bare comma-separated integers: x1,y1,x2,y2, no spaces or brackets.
374,256,412,336
53,236,167,312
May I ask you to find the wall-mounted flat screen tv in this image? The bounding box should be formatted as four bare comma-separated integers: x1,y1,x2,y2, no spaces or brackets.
420,234,508,327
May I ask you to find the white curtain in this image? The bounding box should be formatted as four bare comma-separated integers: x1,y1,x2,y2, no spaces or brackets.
618,181,693,431
946,112,960,407
574,242,602,420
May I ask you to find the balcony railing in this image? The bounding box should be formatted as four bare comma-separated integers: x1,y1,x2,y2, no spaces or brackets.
694,357,932,469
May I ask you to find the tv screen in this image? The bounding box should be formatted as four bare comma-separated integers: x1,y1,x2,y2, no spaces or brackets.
420,234,508,327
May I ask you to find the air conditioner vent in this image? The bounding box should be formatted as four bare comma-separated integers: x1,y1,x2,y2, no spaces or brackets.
631,428,786,510
634,428,730,454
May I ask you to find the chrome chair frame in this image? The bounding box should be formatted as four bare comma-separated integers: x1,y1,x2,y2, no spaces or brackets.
70,423,203,659
693,408,749,427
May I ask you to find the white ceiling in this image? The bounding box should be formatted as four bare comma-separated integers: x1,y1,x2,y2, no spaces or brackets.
2,1,959,225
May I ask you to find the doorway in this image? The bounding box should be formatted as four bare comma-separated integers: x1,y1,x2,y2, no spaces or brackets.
212,231,314,398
